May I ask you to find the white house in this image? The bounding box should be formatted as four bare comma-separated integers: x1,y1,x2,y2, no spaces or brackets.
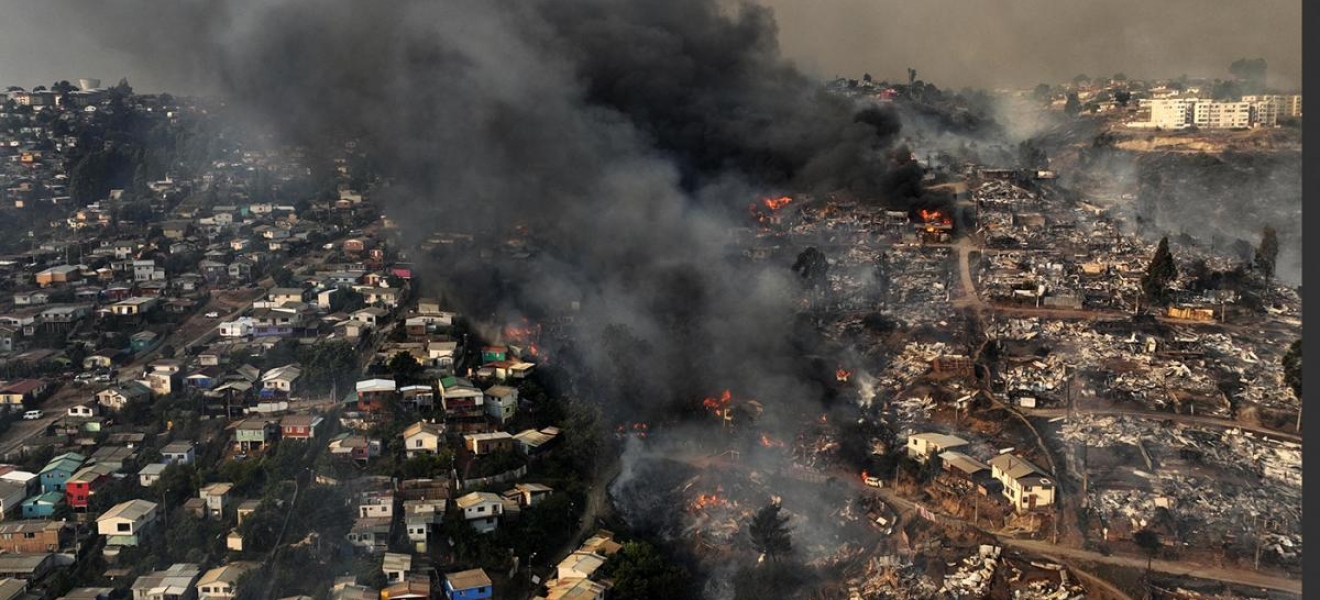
199,483,233,520
218,317,254,338
138,463,167,487
196,562,258,600
131,563,201,600
455,492,503,534
261,365,301,394
161,442,195,465
358,490,395,519
402,422,444,458
905,432,969,460
987,453,1056,512
483,386,518,425
97,499,159,546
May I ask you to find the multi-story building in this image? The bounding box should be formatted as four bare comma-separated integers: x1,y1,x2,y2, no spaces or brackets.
1243,94,1303,120
1193,101,1251,129
1149,98,1197,129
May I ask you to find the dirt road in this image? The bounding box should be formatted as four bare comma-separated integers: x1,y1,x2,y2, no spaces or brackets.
1024,407,1302,444
1005,538,1301,596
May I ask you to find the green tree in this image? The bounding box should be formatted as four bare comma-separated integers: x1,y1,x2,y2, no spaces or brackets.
270,266,296,288
1141,237,1178,305
387,352,424,384
747,502,792,562
151,464,200,507
603,541,689,600
1114,89,1132,107
1254,226,1279,282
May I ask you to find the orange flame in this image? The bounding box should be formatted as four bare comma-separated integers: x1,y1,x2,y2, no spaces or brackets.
690,492,734,512
861,470,869,483
763,196,793,211
503,318,542,344
919,209,952,225
836,368,852,382
760,433,786,448
702,389,733,412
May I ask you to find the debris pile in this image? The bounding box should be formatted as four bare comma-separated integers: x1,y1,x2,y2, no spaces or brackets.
940,545,1001,597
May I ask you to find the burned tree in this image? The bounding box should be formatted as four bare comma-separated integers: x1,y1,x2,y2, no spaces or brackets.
1284,339,1302,431
1141,237,1177,305
1133,528,1162,593
747,502,792,562
792,247,829,292
1255,226,1279,282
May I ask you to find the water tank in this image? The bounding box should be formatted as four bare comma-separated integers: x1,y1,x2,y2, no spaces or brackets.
77,78,101,91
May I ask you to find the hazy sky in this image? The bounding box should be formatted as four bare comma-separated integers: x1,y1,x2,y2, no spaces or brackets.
0,0,1302,93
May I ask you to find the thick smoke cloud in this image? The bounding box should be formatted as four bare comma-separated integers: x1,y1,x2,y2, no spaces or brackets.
42,0,914,421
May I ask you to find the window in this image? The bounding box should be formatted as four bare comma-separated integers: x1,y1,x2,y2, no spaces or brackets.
117,523,131,532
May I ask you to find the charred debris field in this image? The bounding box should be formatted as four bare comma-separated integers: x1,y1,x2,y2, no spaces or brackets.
0,2,1301,599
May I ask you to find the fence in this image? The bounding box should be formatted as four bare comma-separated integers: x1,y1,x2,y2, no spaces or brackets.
459,465,527,490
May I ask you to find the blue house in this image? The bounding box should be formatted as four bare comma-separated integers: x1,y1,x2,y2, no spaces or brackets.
444,569,492,600
185,367,223,390
130,331,158,354
21,490,63,518
38,452,85,493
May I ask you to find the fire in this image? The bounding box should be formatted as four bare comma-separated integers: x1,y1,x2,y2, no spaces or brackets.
503,318,542,344
690,491,734,512
819,413,829,424
702,389,733,412
760,433,786,448
919,209,952,224
861,470,869,483
762,196,793,211
836,368,852,382
617,422,650,439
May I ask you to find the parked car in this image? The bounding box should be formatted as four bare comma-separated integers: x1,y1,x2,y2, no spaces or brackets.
864,476,883,488
205,311,220,318
22,410,42,420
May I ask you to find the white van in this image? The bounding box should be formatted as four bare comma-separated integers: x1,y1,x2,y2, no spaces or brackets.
22,410,42,420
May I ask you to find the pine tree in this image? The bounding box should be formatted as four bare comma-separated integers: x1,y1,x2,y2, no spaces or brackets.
1141,237,1177,305
1254,226,1279,282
